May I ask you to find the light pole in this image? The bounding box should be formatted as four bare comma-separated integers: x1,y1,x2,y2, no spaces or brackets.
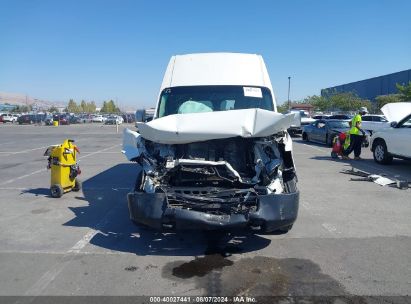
287,76,291,110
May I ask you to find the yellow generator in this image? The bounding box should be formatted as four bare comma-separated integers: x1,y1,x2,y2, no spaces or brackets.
44,139,81,198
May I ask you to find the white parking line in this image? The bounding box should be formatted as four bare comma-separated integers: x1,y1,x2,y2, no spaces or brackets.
300,142,328,154
0,249,129,255
78,144,120,159
67,230,98,254
0,144,120,186
0,187,131,191
77,151,119,154
321,223,339,234
0,169,47,186
301,201,321,216
301,201,341,234
0,138,88,155
23,197,122,296
0,145,50,155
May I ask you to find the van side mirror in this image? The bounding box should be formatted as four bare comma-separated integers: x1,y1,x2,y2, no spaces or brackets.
390,121,397,128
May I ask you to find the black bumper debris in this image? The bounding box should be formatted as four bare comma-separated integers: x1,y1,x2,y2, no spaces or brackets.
127,191,299,232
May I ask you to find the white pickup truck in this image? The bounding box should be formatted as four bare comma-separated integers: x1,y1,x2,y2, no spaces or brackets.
1,113,17,123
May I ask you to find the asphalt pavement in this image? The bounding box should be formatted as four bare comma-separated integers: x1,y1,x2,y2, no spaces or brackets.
0,123,410,300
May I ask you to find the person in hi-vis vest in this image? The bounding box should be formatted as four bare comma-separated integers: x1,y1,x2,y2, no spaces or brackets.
342,107,368,160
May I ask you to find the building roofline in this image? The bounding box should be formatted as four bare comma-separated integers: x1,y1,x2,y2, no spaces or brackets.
323,68,411,91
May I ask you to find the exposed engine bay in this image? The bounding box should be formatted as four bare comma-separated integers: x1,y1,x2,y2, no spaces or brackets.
124,129,297,220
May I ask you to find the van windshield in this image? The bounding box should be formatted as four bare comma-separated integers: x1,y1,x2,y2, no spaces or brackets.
157,86,274,118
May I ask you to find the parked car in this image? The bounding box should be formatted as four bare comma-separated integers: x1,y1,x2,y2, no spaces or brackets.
303,119,351,146
79,114,92,123
122,114,135,123
0,115,3,123
53,114,70,125
287,109,316,136
17,114,43,124
361,114,390,135
370,103,411,164
135,109,155,128
312,114,331,120
328,114,353,120
69,115,81,124
123,53,299,233
45,115,54,125
1,113,17,123
105,115,122,125
92,115,104,123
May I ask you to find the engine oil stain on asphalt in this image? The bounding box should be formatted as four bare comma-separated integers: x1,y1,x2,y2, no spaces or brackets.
162,231,349,296
31,208,51,214
172,254,233,279
163,255,348,296
124,266,138,272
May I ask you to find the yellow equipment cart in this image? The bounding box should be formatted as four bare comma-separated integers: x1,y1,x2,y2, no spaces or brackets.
44,139,81,198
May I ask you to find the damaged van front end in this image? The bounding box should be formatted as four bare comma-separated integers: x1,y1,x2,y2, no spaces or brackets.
123,108,299,233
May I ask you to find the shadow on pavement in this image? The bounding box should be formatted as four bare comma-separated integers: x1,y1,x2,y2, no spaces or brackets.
21,187,51,197
63,163,271,256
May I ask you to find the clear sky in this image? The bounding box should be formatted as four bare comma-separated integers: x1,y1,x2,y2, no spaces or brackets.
1,0,410,109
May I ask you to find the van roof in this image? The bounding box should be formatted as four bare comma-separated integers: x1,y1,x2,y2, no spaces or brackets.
160,53,274,94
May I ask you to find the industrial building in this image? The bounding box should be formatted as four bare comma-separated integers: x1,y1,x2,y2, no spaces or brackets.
0,103,18,112
321,69,411,100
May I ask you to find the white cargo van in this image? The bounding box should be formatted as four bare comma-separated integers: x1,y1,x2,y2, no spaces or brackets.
123,53,299,233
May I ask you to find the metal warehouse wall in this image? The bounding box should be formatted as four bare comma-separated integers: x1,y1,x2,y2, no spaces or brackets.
321,69,411,100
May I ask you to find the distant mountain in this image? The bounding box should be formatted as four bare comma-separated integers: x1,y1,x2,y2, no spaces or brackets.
0,91,66,109
0,91,138,112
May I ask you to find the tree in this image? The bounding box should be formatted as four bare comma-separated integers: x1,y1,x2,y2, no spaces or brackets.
328,93,356,112
67,99,81,113
276,102,289,113
89,101,96,113
13,105,31,113
396,81,411,101
375,94,402,110
80,100,87,113
101,101,108,113
304,92,371,113
107,100,116,113
101,100,120,113
48,106,59,113
303,95,329,112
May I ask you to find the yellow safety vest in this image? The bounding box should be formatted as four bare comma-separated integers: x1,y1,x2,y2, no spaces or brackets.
350,114,362,135
343,132,351,150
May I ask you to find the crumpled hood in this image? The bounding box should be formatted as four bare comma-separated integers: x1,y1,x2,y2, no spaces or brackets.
381,102,411,122
136,109,296,144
